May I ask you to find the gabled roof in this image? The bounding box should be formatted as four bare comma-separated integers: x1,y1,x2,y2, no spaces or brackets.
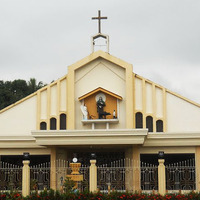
78,87,123,101
68,50,133,72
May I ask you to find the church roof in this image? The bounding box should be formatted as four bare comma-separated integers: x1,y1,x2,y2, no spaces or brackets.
78,87,123,101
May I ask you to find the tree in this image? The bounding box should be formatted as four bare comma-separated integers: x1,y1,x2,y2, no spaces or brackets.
0,78,46,110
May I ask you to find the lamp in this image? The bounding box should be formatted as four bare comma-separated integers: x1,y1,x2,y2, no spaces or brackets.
72,153,78,163
23,152,30,160
158,151,164,159
90,153,96,159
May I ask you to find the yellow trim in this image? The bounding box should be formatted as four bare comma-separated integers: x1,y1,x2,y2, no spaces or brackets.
47,86,51,130
78,87,123,101
142,79,146,128
57,82,60,130
152,83,156,132
69,50,132,71
135,74,200,108
133,74,136,128
163,88,167,132
36,91,41,130
67,67,75,129
0,92,37,114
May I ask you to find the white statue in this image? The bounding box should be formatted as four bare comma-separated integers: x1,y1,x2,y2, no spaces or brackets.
80,104,88,120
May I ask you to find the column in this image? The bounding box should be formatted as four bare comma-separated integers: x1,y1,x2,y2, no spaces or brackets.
195,147,200,192
50,147,57,190
89,160,97,192
22,160,30,197
125,146,140,192
158,159,166,195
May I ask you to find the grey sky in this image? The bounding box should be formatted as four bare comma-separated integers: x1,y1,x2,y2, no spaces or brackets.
0,0,200,103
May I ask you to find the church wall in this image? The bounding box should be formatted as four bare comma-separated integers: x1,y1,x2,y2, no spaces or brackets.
50,84,57,116
134,75,165,131
60,78,67,112
146,82,153,114
166,92,200,132
155,87,163,118
0,96,37,136
75,58,126,129
38,76,67,130
40,90,47,120
135,77,142,110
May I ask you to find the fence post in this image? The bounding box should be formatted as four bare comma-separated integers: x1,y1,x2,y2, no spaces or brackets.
22,160,30,197
158,159,166,196
89,160,97,192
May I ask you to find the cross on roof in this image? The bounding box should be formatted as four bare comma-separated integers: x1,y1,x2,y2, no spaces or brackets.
92,10,107,34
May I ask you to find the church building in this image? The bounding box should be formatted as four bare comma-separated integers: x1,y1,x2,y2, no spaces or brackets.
0,11,200,192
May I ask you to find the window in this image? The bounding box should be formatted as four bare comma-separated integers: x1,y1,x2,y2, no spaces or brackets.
50,118,56,130
156,120,163,132
60,114,66,130
146,116,153,132
135,112,143,128
40,122,47,130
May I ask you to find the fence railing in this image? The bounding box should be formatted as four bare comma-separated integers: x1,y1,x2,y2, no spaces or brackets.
166,159,196,191
0,161,22,191
30,162,51,190
0,158,197,194
141,163,158,191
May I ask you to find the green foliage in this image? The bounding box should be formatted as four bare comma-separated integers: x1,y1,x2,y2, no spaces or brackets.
63,177,76,193
0,78,46,110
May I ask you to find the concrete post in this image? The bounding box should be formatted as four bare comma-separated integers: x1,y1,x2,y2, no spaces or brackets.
22,160,30,197
89,160,97,192
195,147,200,192
50,147,57,190
158,159,166,196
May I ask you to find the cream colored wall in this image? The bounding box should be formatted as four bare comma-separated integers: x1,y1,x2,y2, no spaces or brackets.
38,77,67,129
41,90,47,120
155,87,163,118
0,96,37,136
60,79,67,112
135,78,142,111
134,76,165,131
50,85,57,116
167,92,200,132
75,58,126,129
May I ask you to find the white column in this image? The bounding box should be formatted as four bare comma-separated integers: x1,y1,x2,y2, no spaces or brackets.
89,160,97,192
22,160,30,197
158,159,166,196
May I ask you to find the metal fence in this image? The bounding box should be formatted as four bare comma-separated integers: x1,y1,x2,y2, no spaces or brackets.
30,162,51,190
166,159,196,190
140,162,158,191
97,159,134,192
0,161,22,191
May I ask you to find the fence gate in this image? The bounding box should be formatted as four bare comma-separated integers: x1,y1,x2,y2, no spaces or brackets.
0,161,22,191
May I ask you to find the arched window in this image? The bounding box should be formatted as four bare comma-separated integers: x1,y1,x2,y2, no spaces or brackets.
156,120,163,132
135,112,143,128
146,116,153,132
40,122,47,130
50,118,56,130
60,114,66,130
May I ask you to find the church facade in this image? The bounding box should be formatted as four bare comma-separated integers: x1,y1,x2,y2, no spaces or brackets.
0,49,200,191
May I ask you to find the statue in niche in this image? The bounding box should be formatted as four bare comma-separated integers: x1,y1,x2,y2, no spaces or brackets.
96,96,111,119
80,104,88,120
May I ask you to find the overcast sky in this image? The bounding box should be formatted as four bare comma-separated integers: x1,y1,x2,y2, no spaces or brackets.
0,0,200,103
